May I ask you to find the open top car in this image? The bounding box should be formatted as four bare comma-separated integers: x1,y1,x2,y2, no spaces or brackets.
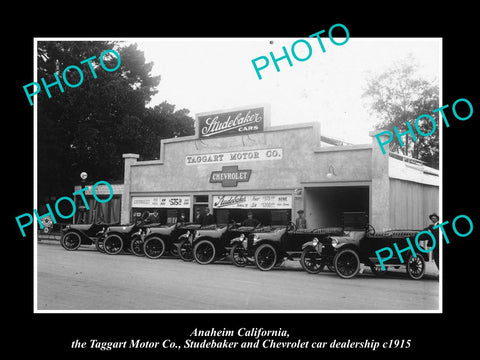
230,222,344,271
60,222,111,251
188,222,261,265
141,222,202,259
328,225,428,279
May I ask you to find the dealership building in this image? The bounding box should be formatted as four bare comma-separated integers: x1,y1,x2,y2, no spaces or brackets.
113,104,439,231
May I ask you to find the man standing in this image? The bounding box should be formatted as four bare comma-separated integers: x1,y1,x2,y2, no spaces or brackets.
202,208,215,226
194,208,203,224
241,211,261,228
426,212,440,269
295,210,307,229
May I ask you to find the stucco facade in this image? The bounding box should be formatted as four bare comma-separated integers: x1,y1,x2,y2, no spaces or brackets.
120,106,439,231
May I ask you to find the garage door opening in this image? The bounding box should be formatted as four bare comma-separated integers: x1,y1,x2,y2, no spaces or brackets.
304,186,369,228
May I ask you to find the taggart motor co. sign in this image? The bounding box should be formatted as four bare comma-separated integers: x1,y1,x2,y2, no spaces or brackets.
197,106,265,139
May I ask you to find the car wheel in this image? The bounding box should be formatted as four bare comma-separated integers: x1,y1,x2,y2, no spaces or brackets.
178,240,194,262
95,237,105,253
61,232,82,251
300,246,325,274
231,243,248,267
104,234,123,255
406,254,425,280
144,237,165,259
254,243,277,271
130,236,145,257
334,248,361,279
194,240,216,265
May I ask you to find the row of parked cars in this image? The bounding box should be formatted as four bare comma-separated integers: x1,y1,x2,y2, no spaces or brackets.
60,217,430,280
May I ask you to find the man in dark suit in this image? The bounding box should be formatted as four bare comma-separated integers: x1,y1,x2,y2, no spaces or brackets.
202,208,215,226
425,212,440,269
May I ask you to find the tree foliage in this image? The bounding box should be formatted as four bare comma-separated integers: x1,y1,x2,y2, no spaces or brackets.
37,41,195,202
362,55,439,168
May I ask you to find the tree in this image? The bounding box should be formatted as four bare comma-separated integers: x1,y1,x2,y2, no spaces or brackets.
37,41,195,203
362,55,439,168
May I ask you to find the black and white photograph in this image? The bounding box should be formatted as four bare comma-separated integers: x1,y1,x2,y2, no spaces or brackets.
33,37,441,312
10,6,478,356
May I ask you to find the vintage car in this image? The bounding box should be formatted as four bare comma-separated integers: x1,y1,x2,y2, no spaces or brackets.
141,222,202,259
230,223,344,271
60,222,110,251
102,220,150,255
299,228,346,273
328,225,428,279
188,222,258,265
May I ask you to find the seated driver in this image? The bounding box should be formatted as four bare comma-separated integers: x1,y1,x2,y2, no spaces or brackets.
241,211,261,228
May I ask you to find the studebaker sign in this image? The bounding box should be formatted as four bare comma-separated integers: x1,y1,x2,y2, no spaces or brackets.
212,195,292,209
197,106,264,139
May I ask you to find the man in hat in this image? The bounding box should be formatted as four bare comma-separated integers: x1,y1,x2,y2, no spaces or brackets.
295,210,307,229
241,211,261,228
425,212,440,269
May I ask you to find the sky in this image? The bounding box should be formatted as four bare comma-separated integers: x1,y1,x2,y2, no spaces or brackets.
128,37,441,144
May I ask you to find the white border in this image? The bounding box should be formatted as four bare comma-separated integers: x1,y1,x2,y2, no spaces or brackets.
33,37,442,314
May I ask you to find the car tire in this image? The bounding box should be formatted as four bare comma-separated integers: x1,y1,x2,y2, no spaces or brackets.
406,254,425,280
254,243,277,271
95,237,105,253
231,243,248,267
143,237,165,259
104,234,123,255
178,240,194,262
61,231,82,251
194,240,216,265
130,236,145,257
300,246,325,274
333,248,361,279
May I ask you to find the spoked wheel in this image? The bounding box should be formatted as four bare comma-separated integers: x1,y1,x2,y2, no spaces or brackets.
334,248,361,279
130,236,145,257
300,246,325,274
194,240,216,265
178,240,193,262
406,254,425,280
61,232,82,251
104,234,123,255
95,237,105,253
231,243,249,267
143,237,165,259
254,244,277,271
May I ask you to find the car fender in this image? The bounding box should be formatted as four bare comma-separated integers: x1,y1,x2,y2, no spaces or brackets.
253,239,279,252
144,233,166,242
192,236,216,247
301,240,315,250
334,242,360,253
62,228,89,241
230,236,244,245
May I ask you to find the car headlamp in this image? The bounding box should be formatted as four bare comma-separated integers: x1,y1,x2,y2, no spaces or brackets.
253,234,259,242
239,233,245,240
65,225,70,230
331,238,338,247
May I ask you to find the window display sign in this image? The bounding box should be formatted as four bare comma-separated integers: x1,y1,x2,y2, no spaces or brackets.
131,196,190,208
198,106,264,139
212,195,292,209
